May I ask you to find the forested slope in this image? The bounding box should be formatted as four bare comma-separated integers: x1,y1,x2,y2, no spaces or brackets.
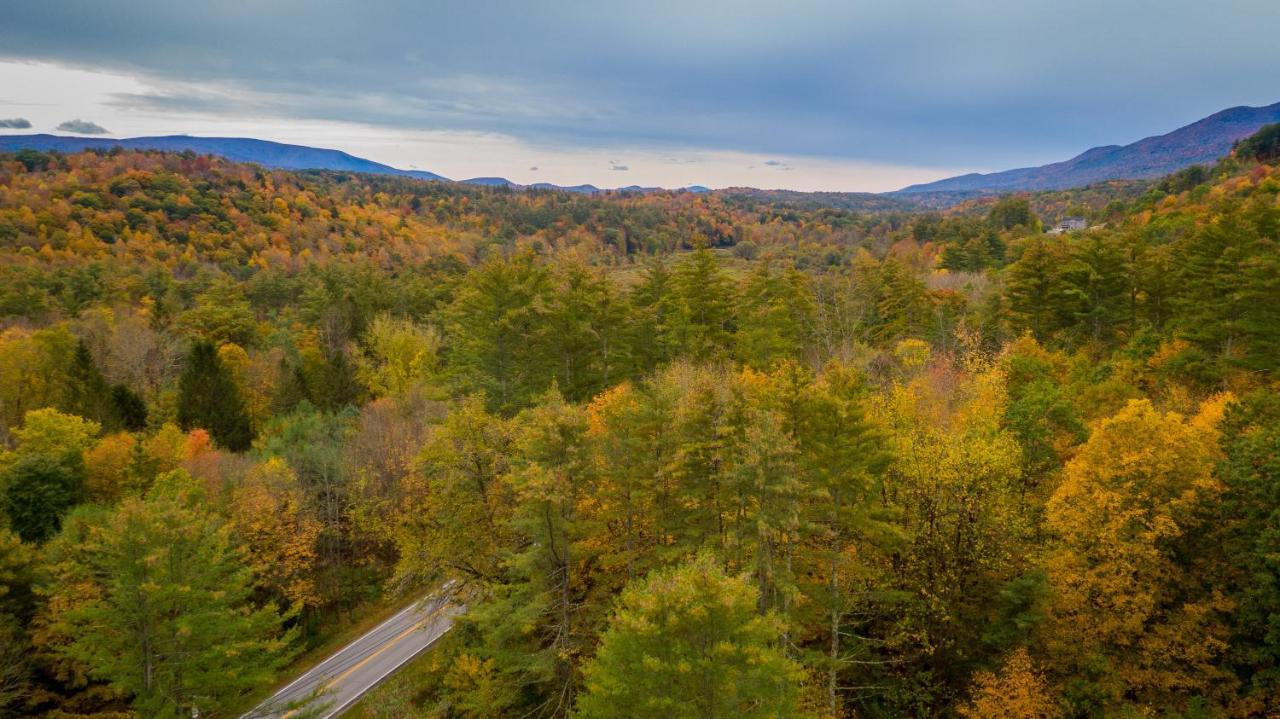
0,129,1279,718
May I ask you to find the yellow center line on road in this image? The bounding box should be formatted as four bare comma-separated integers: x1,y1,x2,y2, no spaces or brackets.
279,603,450,719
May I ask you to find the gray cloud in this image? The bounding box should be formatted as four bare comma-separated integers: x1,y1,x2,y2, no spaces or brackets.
2,2,1279,168
609,161,629,171
56,118,109,134
529,166,539,171
0,117,32,129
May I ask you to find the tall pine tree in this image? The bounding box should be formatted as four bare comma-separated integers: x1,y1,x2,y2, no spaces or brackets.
177,340,254,451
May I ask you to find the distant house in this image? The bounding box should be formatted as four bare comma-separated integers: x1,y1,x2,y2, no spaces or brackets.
1047,217,1088,234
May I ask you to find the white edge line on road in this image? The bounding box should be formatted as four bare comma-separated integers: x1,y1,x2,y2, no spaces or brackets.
319,616,454,719
273,602,421,696
242,598,428,719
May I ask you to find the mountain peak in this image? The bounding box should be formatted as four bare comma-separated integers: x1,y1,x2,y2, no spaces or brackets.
897,101,1280,194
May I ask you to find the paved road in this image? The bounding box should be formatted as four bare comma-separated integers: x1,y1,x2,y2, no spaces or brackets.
243,593,458,718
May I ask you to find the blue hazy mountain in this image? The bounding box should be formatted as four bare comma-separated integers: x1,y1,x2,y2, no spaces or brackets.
0,134,709,194
6,100,1277,199
528,182,601,193
0,134,451,181
898,101,1280,194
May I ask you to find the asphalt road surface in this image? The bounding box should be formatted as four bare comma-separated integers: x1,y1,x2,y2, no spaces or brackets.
243,593,458,718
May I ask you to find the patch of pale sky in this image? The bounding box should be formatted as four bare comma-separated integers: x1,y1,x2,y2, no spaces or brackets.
0,61,962,192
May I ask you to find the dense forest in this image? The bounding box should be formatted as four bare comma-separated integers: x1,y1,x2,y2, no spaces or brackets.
0,124,1279,718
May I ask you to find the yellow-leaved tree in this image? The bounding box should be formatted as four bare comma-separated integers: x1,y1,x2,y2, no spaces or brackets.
355,313,442,399
230,458,322,614
1042,397,1234,712
959,648,1059,719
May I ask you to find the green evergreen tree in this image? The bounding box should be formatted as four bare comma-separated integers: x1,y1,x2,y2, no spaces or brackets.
39,472,296,718
1004,236,1075,342
256,406,361,614
443,251,555,413
1063,231,1130,344
63,340,114,429
735,262,814,368
781,362,892,715
1,454,85,544
270,356,310,415
575,554,802,719
176,340,254,451
109,384,148,432
671,247,737,361
1172,197,1280,371
628,258,680,372
1211,391,1280,709
874,258,931,343
546,263,631,402
1002,347,1086,487
0,530,35,715
312,347,363,412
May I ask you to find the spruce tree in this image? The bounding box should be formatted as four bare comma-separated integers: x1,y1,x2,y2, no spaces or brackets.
443,251,555,413
628,258,680,371
63,340,113,428
1063,231,1130,344
270,357,310,415
1,454,85,543
312,348,363,412
671,246,737,360
1005,236,1075,342
735,262,813,368
176,340,254,451
109,384,148,432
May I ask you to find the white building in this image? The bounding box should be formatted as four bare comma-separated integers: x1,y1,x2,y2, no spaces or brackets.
1047,217,1088,234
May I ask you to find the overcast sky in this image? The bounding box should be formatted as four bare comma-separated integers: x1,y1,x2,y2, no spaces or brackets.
1,1,1277,191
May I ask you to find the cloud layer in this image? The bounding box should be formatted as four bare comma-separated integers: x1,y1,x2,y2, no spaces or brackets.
56,118,109,134
1,1,1277,171
0,118,31,129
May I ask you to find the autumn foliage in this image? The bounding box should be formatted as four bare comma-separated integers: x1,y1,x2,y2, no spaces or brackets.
1,135,1279,718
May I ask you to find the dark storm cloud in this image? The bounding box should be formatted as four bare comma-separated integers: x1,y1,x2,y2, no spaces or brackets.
3,1,1279,168
0,118,32,129
56,118,109,134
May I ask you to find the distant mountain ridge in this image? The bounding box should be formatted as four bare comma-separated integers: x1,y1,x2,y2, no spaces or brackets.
897,101,1280,194
0,133,709,194
0,134,451,181
9,100,1277,201
459,177,708,194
